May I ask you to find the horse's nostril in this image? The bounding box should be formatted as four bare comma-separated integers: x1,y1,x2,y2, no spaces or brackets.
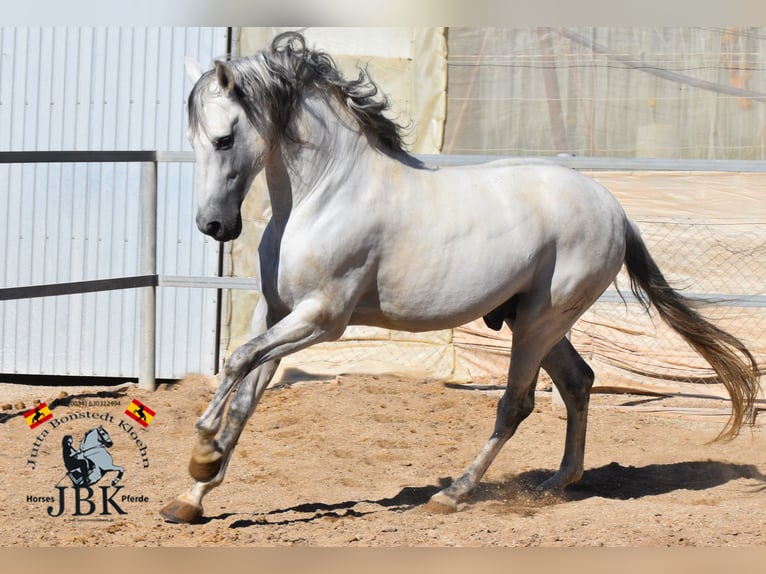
205,221,222,238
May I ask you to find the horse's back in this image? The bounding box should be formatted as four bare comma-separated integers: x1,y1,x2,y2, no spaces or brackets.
430,158,619,211
424,159,628,267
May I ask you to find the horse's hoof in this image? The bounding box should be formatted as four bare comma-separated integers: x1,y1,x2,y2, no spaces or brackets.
536,470,578,493
424,492,459,514
160,498,204,524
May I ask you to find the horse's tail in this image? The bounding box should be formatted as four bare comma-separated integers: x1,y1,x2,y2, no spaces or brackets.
623,220,760,439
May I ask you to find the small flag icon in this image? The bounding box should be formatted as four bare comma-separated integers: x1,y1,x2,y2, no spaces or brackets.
24,403,53,429
124,399,156,428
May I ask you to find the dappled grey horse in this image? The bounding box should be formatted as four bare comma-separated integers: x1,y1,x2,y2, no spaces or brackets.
161,32,759,523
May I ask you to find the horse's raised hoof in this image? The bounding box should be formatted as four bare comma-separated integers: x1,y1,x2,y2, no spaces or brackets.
423,492,459,514
160,497,204,524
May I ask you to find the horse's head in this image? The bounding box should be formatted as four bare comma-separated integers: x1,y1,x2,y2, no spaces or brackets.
95,425,113,448
185,58,269,242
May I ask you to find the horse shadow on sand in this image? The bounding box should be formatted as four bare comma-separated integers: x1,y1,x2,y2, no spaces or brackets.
471,460,766,507
220,459,766,528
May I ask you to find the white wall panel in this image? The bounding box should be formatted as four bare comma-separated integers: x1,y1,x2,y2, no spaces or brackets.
0,27,229,378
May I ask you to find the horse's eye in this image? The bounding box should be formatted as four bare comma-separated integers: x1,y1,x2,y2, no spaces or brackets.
213,135,233,150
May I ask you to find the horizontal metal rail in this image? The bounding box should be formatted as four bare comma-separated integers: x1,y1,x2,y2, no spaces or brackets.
0,275,158,301
0,275,259,300
7,150,764,172
3,279,764,308
597,290,766,308
0,150,158,163
416,154,766,172
157,275,259,290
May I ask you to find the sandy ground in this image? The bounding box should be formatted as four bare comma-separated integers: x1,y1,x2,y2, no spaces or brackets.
1,372,764,547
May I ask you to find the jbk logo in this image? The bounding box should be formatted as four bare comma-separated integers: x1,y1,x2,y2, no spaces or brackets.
24,400,153,520
46,425,128,517
46,485,127,517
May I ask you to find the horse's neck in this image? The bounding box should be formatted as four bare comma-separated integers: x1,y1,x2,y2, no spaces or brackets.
81,432,94,449
272,95,374,212
264,152,293,227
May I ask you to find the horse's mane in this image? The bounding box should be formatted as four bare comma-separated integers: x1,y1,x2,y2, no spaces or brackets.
189,31,410,156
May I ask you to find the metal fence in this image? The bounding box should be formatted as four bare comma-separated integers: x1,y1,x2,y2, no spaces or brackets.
0,150,254,391
0,26,231,383
576,218,766,387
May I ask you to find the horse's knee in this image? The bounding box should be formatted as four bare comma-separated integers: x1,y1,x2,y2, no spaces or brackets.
223,343,256,378
493,388,535,437
560,362,595,410
575,361,595,391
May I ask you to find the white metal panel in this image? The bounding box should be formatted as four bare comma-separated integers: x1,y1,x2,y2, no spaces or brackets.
0,27,228,378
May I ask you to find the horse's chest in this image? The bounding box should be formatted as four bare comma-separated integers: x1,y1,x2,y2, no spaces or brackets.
259,236,328,312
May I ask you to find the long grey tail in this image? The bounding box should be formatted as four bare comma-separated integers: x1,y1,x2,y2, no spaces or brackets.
623,220,760,439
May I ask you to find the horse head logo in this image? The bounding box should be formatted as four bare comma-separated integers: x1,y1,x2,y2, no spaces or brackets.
61,426,124,487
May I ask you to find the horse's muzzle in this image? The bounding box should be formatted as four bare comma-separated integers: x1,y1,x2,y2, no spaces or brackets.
197,215,242,242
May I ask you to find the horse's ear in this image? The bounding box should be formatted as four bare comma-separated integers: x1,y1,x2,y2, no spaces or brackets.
215,60,236,95
184,57,203,84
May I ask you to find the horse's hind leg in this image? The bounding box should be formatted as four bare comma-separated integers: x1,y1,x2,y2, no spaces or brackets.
427,325,555,512
160,358,279,523
537,336,595,491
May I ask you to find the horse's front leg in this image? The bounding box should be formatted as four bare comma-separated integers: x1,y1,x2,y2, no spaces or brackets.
160,359,279,523
160,297,342,523
178,295,280,485
187,298,339,483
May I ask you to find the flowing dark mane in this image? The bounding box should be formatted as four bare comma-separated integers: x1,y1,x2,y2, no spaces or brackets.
188,31,410,156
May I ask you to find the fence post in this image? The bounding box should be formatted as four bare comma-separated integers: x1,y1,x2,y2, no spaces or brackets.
139,160,158,390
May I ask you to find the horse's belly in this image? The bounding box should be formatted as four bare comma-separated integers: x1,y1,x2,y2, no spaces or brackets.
353,250,536,331
348,307,493,332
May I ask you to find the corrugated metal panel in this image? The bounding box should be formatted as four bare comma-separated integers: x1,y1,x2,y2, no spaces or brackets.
0,27,229,378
